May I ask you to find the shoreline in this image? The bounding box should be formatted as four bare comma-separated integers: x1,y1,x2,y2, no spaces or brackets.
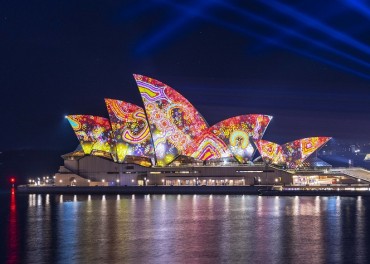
16,185,270,195
15,185,370,196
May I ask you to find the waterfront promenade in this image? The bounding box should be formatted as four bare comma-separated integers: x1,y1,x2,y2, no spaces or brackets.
16,185,370,196
16,185,269,195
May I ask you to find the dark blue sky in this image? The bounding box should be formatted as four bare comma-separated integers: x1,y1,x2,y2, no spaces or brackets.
1,0,370,151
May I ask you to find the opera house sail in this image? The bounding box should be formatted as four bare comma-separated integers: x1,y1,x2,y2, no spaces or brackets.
66,115,115,159
209,115,272,163
255,137,331,169
134,74,210,166
105,98,154,164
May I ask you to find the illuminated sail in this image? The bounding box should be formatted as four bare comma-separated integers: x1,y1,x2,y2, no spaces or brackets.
134,74,209,166
281,137,331,168
255,139,284,165
105,98,154,163
210,115,272,163
66,115,115,158
255,137,331,168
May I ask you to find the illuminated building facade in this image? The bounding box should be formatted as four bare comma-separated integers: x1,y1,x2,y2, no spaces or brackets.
55,75,347,187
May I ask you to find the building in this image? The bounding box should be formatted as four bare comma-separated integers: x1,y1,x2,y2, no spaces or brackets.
52,74,370,187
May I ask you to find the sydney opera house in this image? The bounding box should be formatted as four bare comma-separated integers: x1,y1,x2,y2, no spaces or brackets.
54,75,370,187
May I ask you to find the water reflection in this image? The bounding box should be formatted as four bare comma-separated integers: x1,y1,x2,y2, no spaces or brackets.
3,194,370,263
355,196,365,263
6,188,19,264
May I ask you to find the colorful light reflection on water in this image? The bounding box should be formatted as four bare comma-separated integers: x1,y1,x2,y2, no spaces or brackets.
2,193,370,263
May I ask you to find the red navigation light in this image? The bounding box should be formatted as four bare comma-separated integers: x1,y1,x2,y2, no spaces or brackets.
10,177,15,184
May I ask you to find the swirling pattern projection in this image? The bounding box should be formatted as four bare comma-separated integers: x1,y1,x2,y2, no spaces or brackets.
105,99,154,163
210,115,272,163
184,132,233,161
134,74,209,166
255,137,331,169
66,115,115,157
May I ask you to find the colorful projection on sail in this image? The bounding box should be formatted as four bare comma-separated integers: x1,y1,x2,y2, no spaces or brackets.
254,140,283,165
255,137,331,168
210,115,272,163
134,74,209,166
66,115,115,157
184,131,233,161
105,99,154,163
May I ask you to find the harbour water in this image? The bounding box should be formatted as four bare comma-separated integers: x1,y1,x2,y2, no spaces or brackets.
2,190,370,263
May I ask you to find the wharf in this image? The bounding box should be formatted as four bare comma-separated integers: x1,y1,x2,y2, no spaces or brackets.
259,185,370,196
16,185,271,195
16,185,370,196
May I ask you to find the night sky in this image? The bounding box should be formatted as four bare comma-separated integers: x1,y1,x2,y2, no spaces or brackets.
1,0,370,152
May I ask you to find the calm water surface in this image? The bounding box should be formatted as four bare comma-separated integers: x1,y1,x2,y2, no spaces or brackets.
1,190,370,264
